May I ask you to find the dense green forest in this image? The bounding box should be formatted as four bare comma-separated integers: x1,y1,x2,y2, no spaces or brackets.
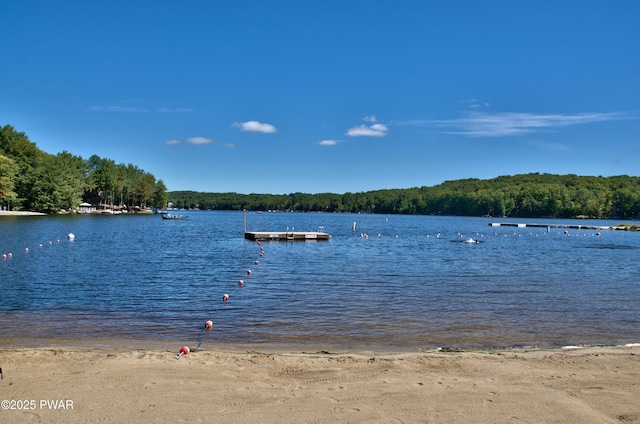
169,173,640,219
0,125,167,213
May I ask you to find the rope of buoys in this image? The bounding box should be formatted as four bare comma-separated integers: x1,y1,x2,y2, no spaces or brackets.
194,320,214,350
173,238,267,360
2,233,74,260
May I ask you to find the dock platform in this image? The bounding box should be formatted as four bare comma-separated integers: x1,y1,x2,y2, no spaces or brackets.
244,231,331,241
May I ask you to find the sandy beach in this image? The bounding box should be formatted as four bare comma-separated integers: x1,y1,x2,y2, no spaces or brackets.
0,211,47,216
0,345,638,423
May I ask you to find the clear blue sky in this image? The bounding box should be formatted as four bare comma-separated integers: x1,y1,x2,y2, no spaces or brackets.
2,1,638,194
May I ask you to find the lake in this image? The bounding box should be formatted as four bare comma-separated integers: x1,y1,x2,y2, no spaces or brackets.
1,211,639,351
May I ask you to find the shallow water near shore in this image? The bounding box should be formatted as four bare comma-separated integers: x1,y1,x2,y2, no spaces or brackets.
1,211,639,350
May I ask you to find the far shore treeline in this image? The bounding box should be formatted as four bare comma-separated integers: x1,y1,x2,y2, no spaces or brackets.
0,124,167,213
170,174,640,220
2,124,640,219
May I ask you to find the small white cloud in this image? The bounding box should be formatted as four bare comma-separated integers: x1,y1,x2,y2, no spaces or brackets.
165,139,181,145
346,123,388,137
186,137,214,145
462,98,490,109
363,115,378,123
224,143,236,148
233,120,277,133
318,139,337,146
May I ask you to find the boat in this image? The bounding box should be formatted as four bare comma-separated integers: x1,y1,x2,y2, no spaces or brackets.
162,213,187,220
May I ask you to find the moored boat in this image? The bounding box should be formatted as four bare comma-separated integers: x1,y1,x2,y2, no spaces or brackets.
162,213,187,220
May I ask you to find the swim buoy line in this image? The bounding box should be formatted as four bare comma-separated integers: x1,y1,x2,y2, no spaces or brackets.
174,240,266,360
194,320,214,350
2,234,73,261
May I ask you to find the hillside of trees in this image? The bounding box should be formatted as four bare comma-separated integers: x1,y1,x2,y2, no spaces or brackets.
0,125,167,213
169,173,640,219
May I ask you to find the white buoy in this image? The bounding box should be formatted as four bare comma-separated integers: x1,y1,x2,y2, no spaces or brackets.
68,233,75,240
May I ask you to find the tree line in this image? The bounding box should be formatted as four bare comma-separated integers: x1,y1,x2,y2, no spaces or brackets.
169,173,640,219
0,125,167,213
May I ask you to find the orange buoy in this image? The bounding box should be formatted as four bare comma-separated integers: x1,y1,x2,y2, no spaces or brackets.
205,320,213,330
223,294,229,302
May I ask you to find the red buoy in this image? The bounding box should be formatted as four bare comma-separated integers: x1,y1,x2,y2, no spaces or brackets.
205,320,213,330
180,346,190,355
247,270,252,276
223,293,229,302
238,279,244,286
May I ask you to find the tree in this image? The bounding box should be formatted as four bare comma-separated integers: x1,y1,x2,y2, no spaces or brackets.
0,154,18,209
151,179,168,209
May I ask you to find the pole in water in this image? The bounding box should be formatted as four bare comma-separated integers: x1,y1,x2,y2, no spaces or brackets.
352,222,357,231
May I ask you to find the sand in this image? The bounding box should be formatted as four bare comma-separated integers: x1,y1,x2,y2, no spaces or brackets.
1,345,639,423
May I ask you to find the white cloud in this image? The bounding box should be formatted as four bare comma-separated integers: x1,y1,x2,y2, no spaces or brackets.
400,111,626,138
318,139,337,146
186,137,214,145
346,123,388,137
164,139,181,145
224,143,236,148
363,115,378,123
233,120,277,133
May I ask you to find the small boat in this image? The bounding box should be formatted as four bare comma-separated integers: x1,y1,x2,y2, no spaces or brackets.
162,213,187,220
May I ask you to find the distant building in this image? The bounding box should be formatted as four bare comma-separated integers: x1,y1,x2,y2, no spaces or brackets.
78,202,95,214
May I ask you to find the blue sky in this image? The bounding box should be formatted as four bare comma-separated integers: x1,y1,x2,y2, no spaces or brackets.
1,1,638,194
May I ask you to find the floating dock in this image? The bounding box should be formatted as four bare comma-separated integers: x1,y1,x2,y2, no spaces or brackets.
242,210,331,241
244,231,331,241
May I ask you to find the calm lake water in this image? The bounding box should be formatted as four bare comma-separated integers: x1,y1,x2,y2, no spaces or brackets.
1,211,639,351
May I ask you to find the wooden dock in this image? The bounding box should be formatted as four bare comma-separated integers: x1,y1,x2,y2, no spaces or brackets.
244,231,331,241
